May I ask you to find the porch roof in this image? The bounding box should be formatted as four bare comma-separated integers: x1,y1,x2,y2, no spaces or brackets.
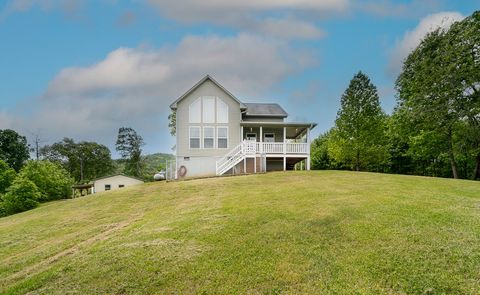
243,103,288,118
240,121,317,129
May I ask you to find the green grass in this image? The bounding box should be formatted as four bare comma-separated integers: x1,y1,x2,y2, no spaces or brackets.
0,171,479,294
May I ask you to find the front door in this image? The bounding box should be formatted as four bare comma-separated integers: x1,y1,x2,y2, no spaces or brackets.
246,133,257,141
264,133,275,143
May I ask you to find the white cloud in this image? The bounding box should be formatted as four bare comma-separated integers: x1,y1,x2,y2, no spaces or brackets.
361,0,443,18
4,33,314,153
255,18,326,40
1,0,83,19
146,0,349,39
388,11,464,76
147,0,349,20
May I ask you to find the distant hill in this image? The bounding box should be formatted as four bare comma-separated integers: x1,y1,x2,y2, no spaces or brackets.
113,153,175,180
143,153,175,172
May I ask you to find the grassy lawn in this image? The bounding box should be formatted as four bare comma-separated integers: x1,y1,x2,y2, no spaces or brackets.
0,171,479,294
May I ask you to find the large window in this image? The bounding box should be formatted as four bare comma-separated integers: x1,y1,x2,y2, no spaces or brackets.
189,98,201,123
189,126,200,149
217,127,228,149
202,96,215,123
189,96,229,124
216,98,228,123
203,127,214,149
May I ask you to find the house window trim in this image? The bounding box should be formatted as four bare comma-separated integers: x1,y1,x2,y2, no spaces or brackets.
203,126,215,149
189,126,201,149
217,126,229,149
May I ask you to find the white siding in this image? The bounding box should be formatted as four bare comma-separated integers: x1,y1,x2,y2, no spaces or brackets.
93,175,144,193
176,80,242,158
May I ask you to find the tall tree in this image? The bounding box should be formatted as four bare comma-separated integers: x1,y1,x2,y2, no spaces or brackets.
41,138,114,182
395,10,480,180
445,11,480,179
397,29,461,178
0,129,30,171
115,127,145,177
329,71,389,171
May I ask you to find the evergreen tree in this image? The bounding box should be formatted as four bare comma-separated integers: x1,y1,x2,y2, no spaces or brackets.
329,71,389,171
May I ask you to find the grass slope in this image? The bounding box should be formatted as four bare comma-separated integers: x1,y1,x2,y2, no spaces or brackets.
0,171,479,294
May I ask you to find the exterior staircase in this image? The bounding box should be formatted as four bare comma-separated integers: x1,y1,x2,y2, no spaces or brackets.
216,140,256,176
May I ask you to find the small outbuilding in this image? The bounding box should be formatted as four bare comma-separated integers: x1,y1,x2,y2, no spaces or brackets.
92,174,144,193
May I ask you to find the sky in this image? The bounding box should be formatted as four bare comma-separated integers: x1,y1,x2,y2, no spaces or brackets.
0,0,478,156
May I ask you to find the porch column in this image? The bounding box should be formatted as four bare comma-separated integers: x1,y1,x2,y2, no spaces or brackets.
241,126,244,142
260,126,263,153
306,127,311,170
283,127,286,154
283,156,286,171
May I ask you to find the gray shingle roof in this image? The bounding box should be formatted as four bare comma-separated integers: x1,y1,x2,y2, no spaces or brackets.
244,103,288,117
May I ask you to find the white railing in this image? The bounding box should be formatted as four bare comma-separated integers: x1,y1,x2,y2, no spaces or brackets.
256,142,308,154
262,143,284,153
244,141,256,155
216,141,309,176
286,143,308,154
216,141,245,175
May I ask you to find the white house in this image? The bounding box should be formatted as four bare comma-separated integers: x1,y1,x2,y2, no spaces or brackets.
170,75,317,178
92,174,144,193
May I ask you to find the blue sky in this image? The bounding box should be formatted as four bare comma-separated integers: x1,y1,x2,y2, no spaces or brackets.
0,0,478,156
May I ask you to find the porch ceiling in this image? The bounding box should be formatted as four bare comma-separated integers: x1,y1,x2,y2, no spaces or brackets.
240,121,317,129
241,122,316,139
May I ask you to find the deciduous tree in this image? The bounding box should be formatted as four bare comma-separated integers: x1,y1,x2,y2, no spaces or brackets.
0,129,30,171
116,127,145,177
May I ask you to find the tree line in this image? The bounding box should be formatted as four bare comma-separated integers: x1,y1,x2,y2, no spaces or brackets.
311,11,480,180
0,127,150,217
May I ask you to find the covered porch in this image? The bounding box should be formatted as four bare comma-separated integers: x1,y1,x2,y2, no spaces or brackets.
239,121,316,172
240,122,315,156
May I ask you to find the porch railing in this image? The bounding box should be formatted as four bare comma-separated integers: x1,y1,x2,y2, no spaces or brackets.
254,142,308,154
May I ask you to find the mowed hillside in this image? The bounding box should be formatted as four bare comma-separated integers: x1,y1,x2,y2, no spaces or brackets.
1,171,479,294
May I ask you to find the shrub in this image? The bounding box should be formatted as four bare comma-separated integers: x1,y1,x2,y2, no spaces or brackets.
0,159,16,194
19,160,74,202
0,198,6,217
2,177,40,215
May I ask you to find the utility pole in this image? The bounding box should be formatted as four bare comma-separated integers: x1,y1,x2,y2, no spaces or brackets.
29,131,47,160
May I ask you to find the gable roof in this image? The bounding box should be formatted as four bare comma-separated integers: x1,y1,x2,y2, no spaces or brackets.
244,103,288,118
91,174,144,183
170,75,246,110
